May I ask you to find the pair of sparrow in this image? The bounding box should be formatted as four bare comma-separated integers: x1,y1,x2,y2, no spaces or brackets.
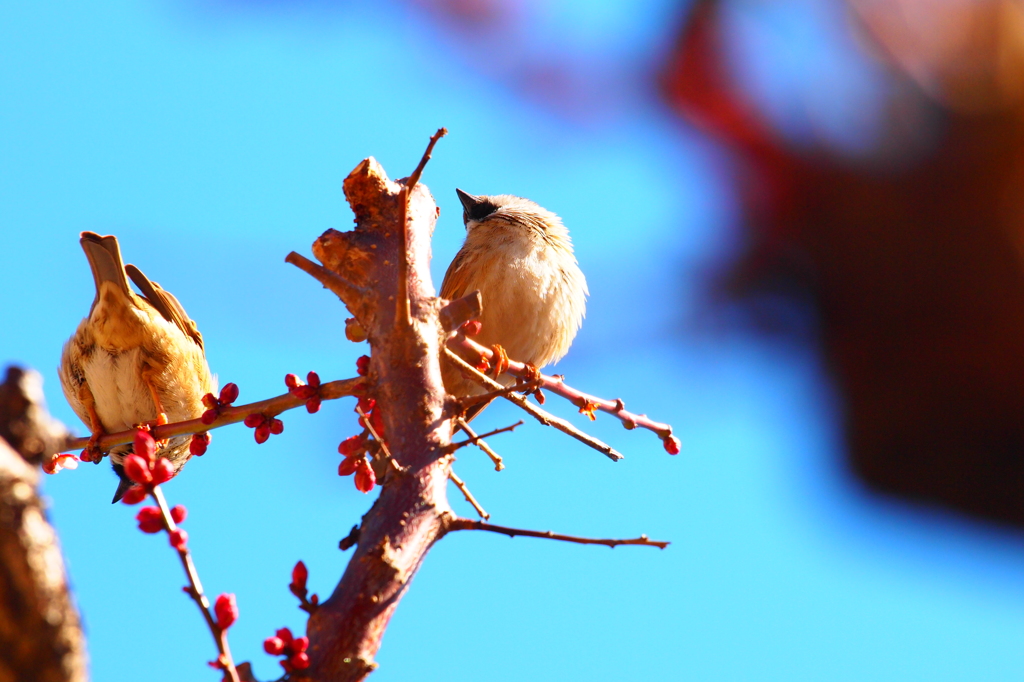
59,190,588,501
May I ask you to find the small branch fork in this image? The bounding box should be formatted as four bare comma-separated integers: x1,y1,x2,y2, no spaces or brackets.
448,333,678,451
444,348,625,461
151,485,241,682
455,417,504,471
445,517,670,549
61,377,365,453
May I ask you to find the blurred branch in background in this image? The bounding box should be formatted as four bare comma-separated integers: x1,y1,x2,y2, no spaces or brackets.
662,0,1024,525
0,367,85,682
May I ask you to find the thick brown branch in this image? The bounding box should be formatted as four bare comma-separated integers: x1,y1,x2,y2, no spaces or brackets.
448,334,677,450
444,349,623,461
445,517,670,549
63,378,365,453
151,486,240,682
286,251,370,314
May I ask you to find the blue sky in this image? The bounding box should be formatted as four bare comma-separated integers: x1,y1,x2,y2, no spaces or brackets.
2,1,1022,680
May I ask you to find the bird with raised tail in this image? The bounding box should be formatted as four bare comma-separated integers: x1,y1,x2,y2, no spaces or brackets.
59,232,215,502
440,189,588,414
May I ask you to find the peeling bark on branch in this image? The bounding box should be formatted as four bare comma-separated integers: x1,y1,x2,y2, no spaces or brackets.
303,156,454,681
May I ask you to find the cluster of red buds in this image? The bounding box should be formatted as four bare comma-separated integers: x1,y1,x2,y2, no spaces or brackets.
285,371,323,413
119,429,174,505
201,383,240,424
264,627,310,673
338,433,376,493
243,413,284,444
355,354,370,377
189,432,211,456
135,504,189,549
42,452,79,474
289,560,319,613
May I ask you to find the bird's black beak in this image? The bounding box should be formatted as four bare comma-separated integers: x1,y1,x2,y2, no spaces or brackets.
112,465,133,504
456,188,480,213
455,188,497,223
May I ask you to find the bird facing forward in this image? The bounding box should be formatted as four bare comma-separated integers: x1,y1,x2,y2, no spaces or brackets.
59,232,214,502
440,189,588,408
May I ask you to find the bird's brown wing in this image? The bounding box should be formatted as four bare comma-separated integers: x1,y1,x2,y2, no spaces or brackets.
439,247,475,301
125,264,205,353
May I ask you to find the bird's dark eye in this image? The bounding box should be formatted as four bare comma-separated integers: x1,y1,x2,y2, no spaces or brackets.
466,200,499,223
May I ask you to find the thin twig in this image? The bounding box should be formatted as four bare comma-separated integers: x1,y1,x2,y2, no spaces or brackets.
446,517,669,549
448,334,677,450
151,486,241,682
285,251,370,311
458,379,542,411
63,378,365,453
398,127,448,327
455,417,504,471
445,349,623,461
354,407,404,475
446,420,523,453
447,470,489,520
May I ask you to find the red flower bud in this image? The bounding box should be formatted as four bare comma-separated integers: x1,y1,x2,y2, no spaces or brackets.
244,413,264,428
461,319,483,336
123,454,153,485
214,593,238,630
133,429,156,463
306,371,320,388
290,636,309,654
219,383,239,405
285,373,301,389
338,457,359,476
291,561,308,591
79,450,93,463
255,424,270,444
190,432,211,456
306,397,321,413
169,528,188,551
355,459,376,493
663,435,681,456
338,435,365,457
356,355,370,376
202,393,218,410
120,485,148,505
170,505,187,524
290,652,310,670
275,627,294,644
151,458,174,484
136,506,163,534
269,418,284,435
356,396,375,413
200,409,218,425
264,636,286,655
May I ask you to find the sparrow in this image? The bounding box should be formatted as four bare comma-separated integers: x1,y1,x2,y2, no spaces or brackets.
59,232,215,502
440,189,588,417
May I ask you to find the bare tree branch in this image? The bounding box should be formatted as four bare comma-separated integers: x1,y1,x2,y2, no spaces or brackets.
454,417,505,471
445,517,670,549
448,333,678,451
444,348,624,461
63,377,365,453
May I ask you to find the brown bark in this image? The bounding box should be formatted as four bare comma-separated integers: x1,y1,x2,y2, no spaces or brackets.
0,368,87,682
303,157,455,680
